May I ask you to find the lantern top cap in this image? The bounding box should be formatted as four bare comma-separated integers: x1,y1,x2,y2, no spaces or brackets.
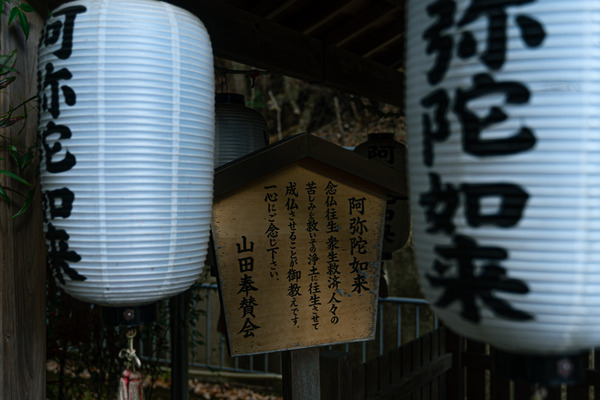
214,132,407,198
216,93,245,105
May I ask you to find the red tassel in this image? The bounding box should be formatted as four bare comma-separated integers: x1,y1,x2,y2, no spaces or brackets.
118,369,143,400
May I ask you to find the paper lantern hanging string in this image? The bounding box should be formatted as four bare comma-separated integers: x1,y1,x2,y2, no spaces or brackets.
117,328,143,400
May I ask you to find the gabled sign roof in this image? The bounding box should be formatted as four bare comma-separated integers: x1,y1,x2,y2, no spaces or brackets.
214,132,407,198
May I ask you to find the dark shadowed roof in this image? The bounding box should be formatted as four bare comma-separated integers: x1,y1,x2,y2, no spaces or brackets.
44,0,406,106
169,0,406,106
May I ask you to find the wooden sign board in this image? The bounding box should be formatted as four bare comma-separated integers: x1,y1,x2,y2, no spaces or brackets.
212,159,387,356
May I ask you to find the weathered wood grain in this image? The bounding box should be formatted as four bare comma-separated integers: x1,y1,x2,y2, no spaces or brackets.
0,4,46,399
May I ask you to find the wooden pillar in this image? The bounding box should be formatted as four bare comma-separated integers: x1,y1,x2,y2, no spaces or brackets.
0,4,46,400
282,348,321,400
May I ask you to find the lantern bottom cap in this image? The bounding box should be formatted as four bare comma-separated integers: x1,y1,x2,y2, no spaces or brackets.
101,303,157,327
493,347,585,387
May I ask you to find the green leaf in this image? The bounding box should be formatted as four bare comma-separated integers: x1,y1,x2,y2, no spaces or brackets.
8,6,19,24
17,9,29,39
0,49,18,75
11,188,33,218
19,3,34,12
0,169,31,186
0,76,16,90
0,186,9,206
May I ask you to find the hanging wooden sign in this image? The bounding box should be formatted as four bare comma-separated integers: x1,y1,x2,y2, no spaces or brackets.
211,134,402,356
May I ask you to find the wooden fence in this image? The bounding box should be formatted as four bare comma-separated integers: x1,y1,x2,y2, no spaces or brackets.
321,327,600,400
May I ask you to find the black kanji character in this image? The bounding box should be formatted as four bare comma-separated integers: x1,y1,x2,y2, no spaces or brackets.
305,181,317,194
423,0,457,84
46,223,85,284
421,88,451,167
325,181,338,195
306,219,319,233
348,197,366,215
236,236,254,253
351,274,370,294
328,275,341,290
238,274,259,296
349,257,369,273
286,197,298,213
327,236,340,251
457,0,545,70
265,222,279,238
239,296,258,318
286,182,299,197
288,283,301,297
461,183,529,228
45,187,75,219
427,234,533,323
287,268,301,282
349,216,368,235
419,173,459,234
325,195,337,207
454,73,536,156
41,63,76,119
41,122,76,173
239,318,260,338
238,256,254,273
350,236,368,255
43,5,87,59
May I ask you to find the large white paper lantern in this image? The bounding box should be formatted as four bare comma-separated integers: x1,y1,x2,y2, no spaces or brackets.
406,0,600,369
38,0,214,307
215,93,268,167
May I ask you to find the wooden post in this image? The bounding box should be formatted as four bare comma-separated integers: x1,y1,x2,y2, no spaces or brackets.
282,348,321,400
0,4,46,400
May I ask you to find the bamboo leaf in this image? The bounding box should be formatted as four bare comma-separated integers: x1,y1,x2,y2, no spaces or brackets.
0,186,9,206
8,6,19,24
17,9,29,39
19,3,34,12
0,169,31,186
0,50,18,75
11,188,33,218
0,76,16,90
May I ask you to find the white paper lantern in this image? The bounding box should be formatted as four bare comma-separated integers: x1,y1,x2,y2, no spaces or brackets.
406,0,600,360
215,93,268,167
38,0,215,306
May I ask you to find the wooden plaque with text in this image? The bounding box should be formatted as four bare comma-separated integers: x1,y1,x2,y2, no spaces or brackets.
213,159,388,356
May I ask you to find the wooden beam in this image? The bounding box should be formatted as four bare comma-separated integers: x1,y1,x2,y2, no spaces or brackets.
0,4,46,400
167,0,404,106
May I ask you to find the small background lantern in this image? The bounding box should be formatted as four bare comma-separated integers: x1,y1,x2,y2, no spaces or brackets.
215,93,269,167
354,133,410,259
38,0,215,310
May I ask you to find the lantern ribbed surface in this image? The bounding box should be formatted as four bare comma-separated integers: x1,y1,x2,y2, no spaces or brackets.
215,93,268,167
406,0,600,355
38,0,214,306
